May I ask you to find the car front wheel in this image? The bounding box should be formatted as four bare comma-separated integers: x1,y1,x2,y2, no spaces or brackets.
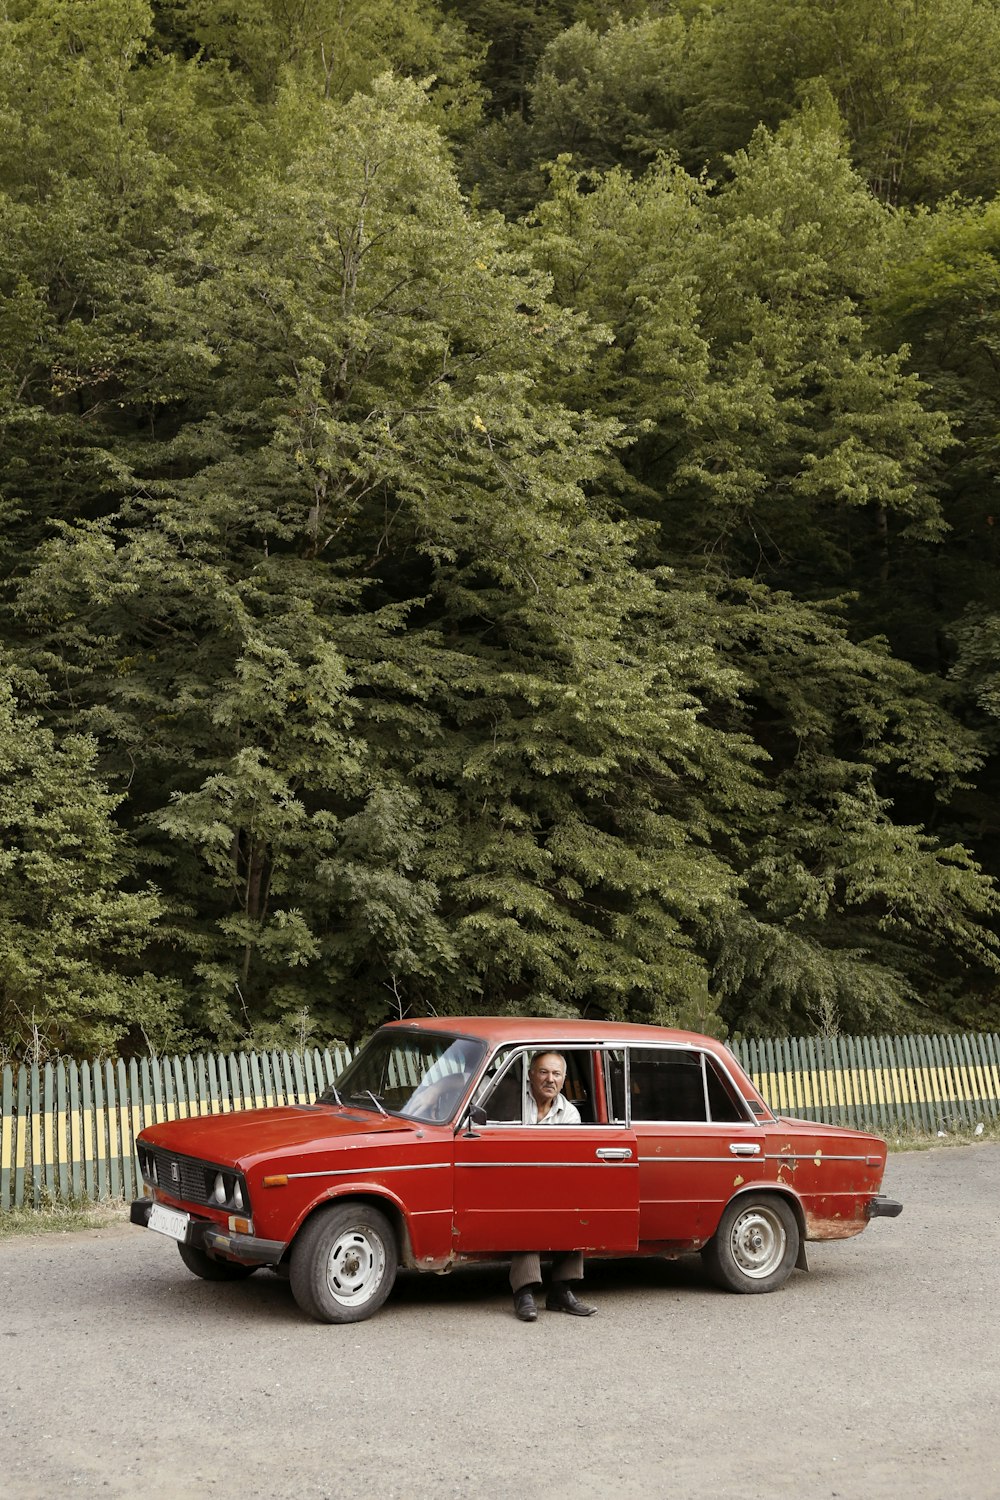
701,1194,799,1294
290,1202,399,1324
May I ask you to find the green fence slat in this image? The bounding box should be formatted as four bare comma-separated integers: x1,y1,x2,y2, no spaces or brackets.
783,1036,800,1117
858,1036,881,1132
762,1036,777,1114
972,1032,993,1116
260,1051,276,1107
925,1034,945,1130
248,1052,263,1110
806,1036,824,1121
14,1067,27,1208
227,1054,241,1111
904,1035,928,1133
848,1033,868,1130
92,1063,107,1201
981,1034,1000,1121
206,1052,222,1113
80,1062,95,1201
104,1061,120,1200
29,1064,41,1207
1,1064,13,1210
960,1032,985,1119
943,1036,972,1127
68,1062,82,1199
184,1057,197,1118
128,1060,142,1186
196,1054,210,1114
239,1052,252,1109
150,1051,165,1123
302,1048,317,1102
841,1034,861,1128
289,1050,304,1102
42,1063,56,1202
116,1060,132,1199
56,1062,69,1201
138,1058,152,1134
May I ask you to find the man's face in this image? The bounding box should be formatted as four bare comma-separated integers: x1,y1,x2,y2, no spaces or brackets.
529,1053,566,1108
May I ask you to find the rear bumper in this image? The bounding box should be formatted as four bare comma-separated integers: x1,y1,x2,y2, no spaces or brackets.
130,1198,287,1265
865,1195,903,1219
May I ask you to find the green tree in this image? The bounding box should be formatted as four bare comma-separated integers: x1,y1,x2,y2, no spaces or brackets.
522,116,1000,1031
0,660,171,1057
4,56,753,1044
681,0,1000,205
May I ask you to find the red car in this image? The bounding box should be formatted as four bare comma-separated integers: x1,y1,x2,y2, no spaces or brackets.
130,1018,902,1322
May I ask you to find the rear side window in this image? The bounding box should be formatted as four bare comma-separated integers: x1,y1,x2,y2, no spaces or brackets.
606,1047,747,1124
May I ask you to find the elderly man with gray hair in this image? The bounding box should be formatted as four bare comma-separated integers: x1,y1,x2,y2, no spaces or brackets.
509,1050,597,1322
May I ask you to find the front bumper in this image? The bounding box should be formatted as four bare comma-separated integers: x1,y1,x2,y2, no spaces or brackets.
865,1195,903,1219
130,1198,287,1266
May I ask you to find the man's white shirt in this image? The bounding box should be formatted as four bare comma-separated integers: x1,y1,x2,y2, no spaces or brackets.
527,1092,581,1125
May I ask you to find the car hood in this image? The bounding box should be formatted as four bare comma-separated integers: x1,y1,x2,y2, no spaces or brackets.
140,1104,419,1171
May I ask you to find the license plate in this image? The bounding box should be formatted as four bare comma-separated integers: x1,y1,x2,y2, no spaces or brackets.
148,1203,190,1242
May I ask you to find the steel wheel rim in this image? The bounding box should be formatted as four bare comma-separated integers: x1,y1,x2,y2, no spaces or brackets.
325,1227,386,1306
729,1205,787,1279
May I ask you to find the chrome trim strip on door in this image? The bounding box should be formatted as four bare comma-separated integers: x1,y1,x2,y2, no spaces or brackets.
637,1154,742,1164
286,1162,450,1180
455,1160,636,1170
762,1152,869,1164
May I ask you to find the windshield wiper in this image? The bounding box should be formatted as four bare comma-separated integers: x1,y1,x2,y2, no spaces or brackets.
350,1089,388,1116
324,1084,344,1107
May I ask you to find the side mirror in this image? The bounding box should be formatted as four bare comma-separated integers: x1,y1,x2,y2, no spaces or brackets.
460,1103,487,1137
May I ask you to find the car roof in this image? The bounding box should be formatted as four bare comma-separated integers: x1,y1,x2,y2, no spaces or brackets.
382,1016,726,1049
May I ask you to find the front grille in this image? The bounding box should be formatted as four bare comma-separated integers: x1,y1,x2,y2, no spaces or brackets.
146,1147,213,1206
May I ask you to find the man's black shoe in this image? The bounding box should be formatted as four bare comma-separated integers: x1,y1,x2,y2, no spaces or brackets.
513,1287,538,1322
545,1284,596,1317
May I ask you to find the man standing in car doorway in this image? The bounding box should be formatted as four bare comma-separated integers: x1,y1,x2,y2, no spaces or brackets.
510,1050,597,1322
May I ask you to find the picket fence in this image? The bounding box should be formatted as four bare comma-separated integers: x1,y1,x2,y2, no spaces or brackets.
2,1032,999,1211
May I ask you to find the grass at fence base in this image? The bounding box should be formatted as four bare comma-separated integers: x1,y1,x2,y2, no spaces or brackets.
888,1120,1000,1150
0,1196,128,1237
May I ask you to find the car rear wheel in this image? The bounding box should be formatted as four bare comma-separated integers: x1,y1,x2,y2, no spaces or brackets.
290,1202,398,1324
701,1194,799,1294
177,1242,257,1281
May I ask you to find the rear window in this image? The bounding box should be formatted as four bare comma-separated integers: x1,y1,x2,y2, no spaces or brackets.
606,1047,747,1124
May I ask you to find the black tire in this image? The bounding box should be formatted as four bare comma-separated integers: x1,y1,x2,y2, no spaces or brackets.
701,1194,799,1294
177,1242,257,1281
290,1202,398,1324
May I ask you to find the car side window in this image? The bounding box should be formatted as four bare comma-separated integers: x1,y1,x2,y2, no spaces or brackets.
606,1047,747,1123
474,1047,600,1124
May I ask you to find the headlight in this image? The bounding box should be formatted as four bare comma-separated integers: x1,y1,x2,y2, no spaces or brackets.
205,1168,250,1212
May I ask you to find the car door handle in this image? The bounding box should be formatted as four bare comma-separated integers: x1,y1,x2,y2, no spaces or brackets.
595,1147,633,1161
729,1143,761,1156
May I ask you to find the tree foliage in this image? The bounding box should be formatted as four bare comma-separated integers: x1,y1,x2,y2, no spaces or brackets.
2,0,1000,1055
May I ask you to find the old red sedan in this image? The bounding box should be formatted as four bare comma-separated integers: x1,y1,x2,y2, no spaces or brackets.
130,1018,902,1322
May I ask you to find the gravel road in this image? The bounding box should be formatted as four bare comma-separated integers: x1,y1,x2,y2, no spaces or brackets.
2,1144,998,1500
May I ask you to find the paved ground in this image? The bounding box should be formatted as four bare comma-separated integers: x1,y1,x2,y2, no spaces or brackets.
2,1144,998,1500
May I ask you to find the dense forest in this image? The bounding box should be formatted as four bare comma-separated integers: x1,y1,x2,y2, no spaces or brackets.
4,0,1000,1059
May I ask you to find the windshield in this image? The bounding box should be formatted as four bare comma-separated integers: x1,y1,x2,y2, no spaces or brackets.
320,1031,487,1124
